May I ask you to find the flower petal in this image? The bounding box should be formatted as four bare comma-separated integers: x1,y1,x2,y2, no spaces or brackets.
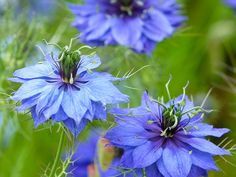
83,73,129,104
157,158,171,177
189,123,230,137
162,141,192,177
63,118,89,136
111,17,142,46
191,149,218,171
178,137,230,155
11,79,48,101
105,125,147,147
187,165,207,177
13,63,57,80
62,87,90,123
132,140,163,168
77,54,101,74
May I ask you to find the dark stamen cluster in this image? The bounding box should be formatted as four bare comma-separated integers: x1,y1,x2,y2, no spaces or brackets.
109,0,146,16
58,50,81,84
160,104,183,137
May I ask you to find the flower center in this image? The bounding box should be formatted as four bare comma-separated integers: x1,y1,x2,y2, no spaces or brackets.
109,0,145,16
160,105,182,138
58,50,80,84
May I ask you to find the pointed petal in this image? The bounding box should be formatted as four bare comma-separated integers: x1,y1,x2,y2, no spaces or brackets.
105,125,147,147
44,89,64,118
63,118,89,137
11,79,48,101
77,55,101,74
62,87,90,123
189,123,230,137
191,149,218,171
178,137,230,155
13,63,57,80
31,106,49,127
83,73,129,104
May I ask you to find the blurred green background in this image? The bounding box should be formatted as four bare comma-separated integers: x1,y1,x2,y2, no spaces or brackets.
0,0,235,176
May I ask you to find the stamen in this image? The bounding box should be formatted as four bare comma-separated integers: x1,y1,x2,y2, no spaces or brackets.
69,73,74,84
165,75,172,100
169,115,178,130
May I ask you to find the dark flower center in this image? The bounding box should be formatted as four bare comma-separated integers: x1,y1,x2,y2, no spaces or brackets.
108,0,147,16
160,105,182,138
58,50,81,84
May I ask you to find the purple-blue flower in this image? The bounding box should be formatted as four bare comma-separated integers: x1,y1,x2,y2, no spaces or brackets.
10,44,129,136
67,130,125,177
67,130,158,177
224,0,236,10
106,91,230,177
69,0,185,54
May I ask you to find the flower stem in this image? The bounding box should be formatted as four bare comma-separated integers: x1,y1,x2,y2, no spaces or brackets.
49,129,65,177
142,168,147,177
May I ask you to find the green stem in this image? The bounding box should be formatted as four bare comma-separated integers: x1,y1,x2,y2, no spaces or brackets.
49,129,65,177
142,168,147,177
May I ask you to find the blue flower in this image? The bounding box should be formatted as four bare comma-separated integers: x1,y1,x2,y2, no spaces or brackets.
67,130,155,177
224,0,236,10
106,91,230,177
10,44,129,136
66,130,124,177
69,0,185,54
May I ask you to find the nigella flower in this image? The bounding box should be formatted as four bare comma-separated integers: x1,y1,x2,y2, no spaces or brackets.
10,42,129,136
69,0,185,54
67,130,121,177
106,91,230,177
67,130,157,177
224,0,236,10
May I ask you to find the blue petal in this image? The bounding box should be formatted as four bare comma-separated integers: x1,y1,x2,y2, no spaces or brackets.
105,125,147,147
143,10,173,41
157,158,171,177
83,73,129,104
120,149,134,168
16,94,40,112
191,149,218,171
77,54,101,74
43,89,64,118
35,84,57,116
83,101,106,121
178,137,230,155
63,118,89,137
146,164,163,177
13,62,58,81
189,123,230,137
111,17,142,46
132,140,163,168
61,87,91,123
141,91,163,117
187,165,207,177
31,106,49,127
11,79,49,101
162,141,192,177
93,102,107,120
52,107,68,122
85,14,111,41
